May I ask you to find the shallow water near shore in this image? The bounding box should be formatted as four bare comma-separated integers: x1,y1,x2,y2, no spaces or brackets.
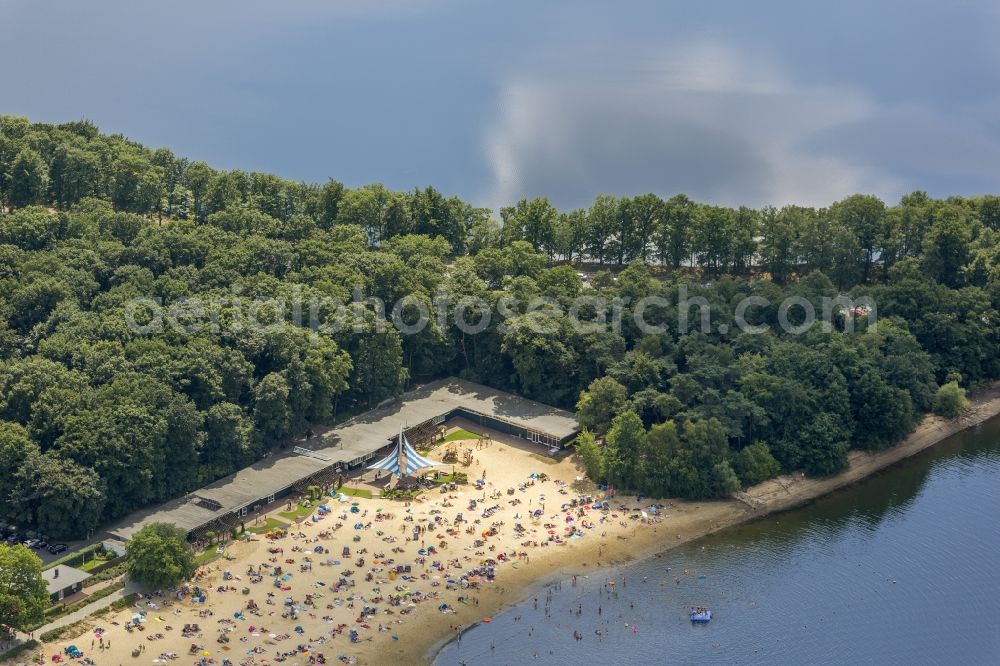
434,416,1000,665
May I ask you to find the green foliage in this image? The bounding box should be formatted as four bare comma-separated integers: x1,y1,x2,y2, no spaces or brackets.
1,639,39,661
732,442,782,487
576,377,627,434
43,543,116,573
501,198,558,256
431,472,468,485
0,116,997,526
36,582,124,627
0,421,37,515
574,430,605,482
603,410,647,490
441,428,482,443
934,381,969,419
246,517,289,534
279,501,317,522
9,451,106,538
582,412,761,499
713,460,742,495
34,593,139,643
125,522,195,588
8,148,48,209
108,592,141,612
798,413,850,476
39,624,76,643
0,544,48,632
82,561,127,586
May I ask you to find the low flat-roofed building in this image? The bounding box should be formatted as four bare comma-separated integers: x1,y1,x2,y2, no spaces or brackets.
106,378,578,542
309,377,579,456
43,565,90,602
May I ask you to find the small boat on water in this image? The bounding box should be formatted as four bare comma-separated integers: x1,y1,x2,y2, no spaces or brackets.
690,608,712,623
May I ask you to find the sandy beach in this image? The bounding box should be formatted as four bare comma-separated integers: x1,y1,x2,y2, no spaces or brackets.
8,382,1000,666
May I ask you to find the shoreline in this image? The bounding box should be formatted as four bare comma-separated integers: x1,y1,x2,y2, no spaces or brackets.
422,382,1000,664
7,384,998,666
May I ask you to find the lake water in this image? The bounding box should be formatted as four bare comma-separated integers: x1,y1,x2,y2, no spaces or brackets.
434,416,1000,665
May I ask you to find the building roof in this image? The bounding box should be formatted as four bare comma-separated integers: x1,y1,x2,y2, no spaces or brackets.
106,454,329,540
106,378,578,541
43,565,90,594
310,378,579,456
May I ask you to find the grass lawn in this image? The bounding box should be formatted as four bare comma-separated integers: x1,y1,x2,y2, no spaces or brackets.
442,428,481,443
279,501,318,522
42,543,100,571
431,472,468,485
335,486,372,499
77,555,115,572
248,517,289,534
194,547,224,566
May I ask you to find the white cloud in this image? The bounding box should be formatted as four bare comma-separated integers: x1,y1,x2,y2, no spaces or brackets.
483,41,906,210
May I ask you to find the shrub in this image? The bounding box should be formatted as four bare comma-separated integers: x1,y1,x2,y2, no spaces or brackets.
1,639,39,660
40,624,76,642
732,442,782,487
934,381,969,419
84,561,127,586
42,543,101,571
31,582,125,628
107,593,140,613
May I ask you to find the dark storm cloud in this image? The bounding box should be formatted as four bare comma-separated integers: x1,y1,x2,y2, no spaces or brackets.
801,105,1000,196
4,0,1000,210
485,43,902,209
490,103,774,209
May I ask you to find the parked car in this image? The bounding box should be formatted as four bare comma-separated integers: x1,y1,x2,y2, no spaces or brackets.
22,538,38,548
34,541,48,550
48,544,68,555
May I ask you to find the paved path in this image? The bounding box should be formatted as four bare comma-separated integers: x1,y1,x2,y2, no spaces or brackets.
1,579,141,659
39,579,140,632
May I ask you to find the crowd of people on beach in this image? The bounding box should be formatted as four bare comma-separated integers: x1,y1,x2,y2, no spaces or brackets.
18,435,668,666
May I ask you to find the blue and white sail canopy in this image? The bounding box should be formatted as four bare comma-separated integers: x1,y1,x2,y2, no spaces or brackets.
367,427,440,476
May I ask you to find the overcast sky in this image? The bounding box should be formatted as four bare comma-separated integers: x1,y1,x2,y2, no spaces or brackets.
5,0,1000,211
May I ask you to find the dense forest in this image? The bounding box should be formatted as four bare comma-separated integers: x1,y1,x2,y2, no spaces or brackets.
0,116,997,538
